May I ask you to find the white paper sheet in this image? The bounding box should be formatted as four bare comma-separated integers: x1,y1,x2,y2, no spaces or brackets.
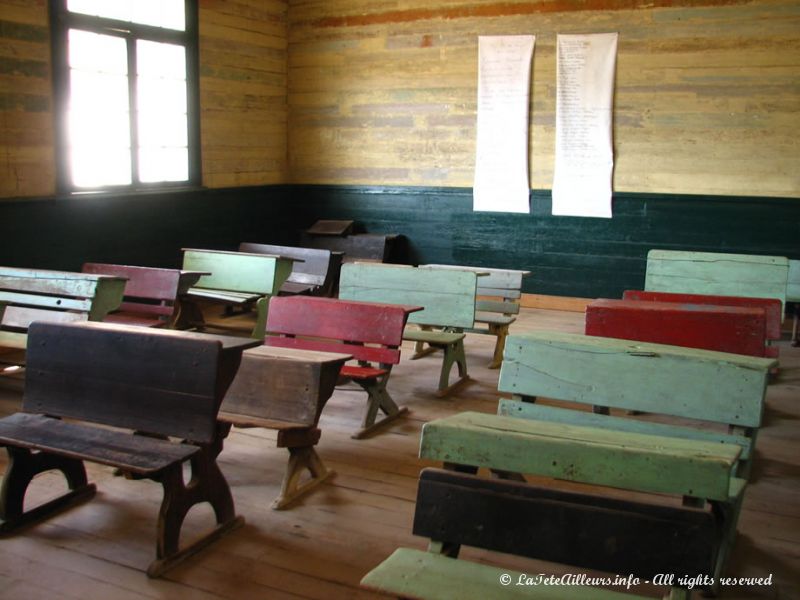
552,33,618,218
473,35,535,214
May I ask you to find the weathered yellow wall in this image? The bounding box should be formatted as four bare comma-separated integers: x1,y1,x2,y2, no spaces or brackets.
287,0,800,197
0,0,53,198
2,1,798,198
200,0,288,187
0,0,289,197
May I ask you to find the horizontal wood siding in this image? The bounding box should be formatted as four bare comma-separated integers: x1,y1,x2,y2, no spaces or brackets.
200,0,288,187
0,1,54,197
288,0,800,197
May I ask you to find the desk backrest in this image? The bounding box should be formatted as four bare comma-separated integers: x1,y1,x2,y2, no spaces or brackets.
645,250,789,311
23,321,223,443
82,262,181,319
0,267,126,330
239,242,341,292
339,263,476,329
182,248,294,295
265,295,412,364
498,331,774,428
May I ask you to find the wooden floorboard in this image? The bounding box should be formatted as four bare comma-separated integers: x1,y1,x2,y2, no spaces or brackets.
0,307,798,599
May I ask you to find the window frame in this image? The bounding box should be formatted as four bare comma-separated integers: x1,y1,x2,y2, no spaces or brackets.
49,0,201,194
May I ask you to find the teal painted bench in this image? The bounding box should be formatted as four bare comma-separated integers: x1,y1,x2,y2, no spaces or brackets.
644,249,789,310
339,263,478,397
0,267,126,352
419,264,530,368
238,242,343,297
788,259,799,346
362,467,704,600
180,248,295,339
421,331,775,593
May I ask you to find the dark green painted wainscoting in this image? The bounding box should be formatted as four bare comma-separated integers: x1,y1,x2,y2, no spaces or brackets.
287,186,800,299
1,184,798,300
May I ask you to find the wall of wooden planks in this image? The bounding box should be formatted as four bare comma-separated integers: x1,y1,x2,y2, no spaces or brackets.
288,0,800,198
0,0,288,197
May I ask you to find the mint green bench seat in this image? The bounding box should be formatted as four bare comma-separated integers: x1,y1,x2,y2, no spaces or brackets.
181,248,295,339
788,259,799,345
339,263,478,396
362,548,657,600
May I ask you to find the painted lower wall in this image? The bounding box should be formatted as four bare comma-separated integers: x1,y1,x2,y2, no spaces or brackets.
1,185,797,300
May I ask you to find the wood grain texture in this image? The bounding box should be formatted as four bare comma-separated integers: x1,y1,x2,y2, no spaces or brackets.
339,263,477,328
499,330,774,427
287,0,800,196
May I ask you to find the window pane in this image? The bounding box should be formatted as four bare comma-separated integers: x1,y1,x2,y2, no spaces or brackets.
68,0,131,22
138,40,185,80
71,146,132,188
69,30,127,74
137,77,187,114
139,147,188,183
70,70,129,113
68,0,185,30
133,0,185,31
139,112,187,147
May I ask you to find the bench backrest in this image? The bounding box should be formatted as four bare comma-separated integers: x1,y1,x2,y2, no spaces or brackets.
645,249,789,311
302,233,395,262
623,289,783,340
82,262,181,320
23,321,224,443
239,242,341,294
264,295,411,365
421,264,529,316
0,267,126,332
788,259,800,303
339,263,477,329
499,331,774,428
414,467,717,579
182,248,294,295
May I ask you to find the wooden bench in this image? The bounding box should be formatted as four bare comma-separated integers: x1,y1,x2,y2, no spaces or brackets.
420,264,530,368
301,232,399,263
239,242,343,297
0,267,126,351
261,295,422,438
81,262,184,328
219,345,351,509
621,290,783,359
0,320,259,577
644,249,789,310
788,259,799,346
362,468,712,600
586,298,770,357
180,248,295,338
421,331,775,593
339,263,478,397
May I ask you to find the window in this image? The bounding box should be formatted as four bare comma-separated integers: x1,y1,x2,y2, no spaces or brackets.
50,0,199,193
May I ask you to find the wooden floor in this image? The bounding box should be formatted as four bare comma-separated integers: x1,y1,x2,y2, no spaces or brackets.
0,307,798,600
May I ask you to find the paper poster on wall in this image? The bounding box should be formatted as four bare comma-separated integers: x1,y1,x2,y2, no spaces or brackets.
552,32,618,218
473,35,535,213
